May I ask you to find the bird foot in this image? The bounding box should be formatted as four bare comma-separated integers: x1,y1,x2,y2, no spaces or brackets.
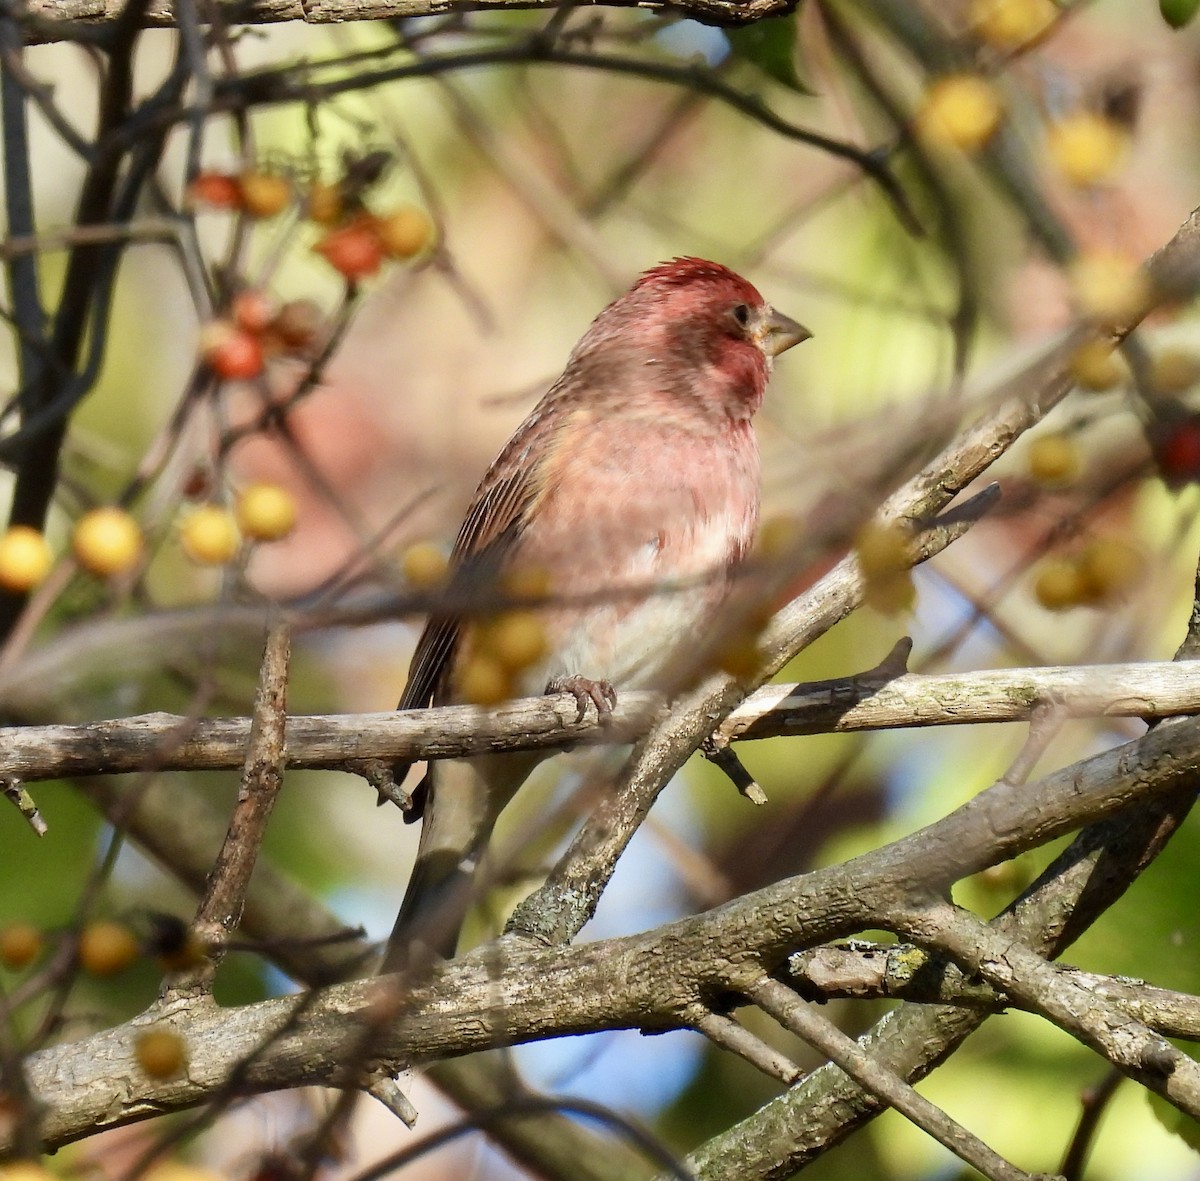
547,674,617,723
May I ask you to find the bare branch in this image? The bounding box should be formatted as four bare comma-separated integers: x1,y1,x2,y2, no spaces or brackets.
28,0,797,39
188,620,291,979
747,976,1054,1181
3,659,1196,783
787,943,1200,1041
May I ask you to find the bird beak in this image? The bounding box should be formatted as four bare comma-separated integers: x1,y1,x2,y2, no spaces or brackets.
759,308,812,357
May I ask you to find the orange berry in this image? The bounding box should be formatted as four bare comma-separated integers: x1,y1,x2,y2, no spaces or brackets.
314,220,384,280
0,922,43,970
73,507,143,577
1034,558,1086,611
1047,113,1128,187
236,483,296,542
917,75,1003,153
237,171,291,219
375,205,434,259
306,181,344,226
187,172,241,210
1028,433,1081,487
401,541,449,589
180,506,240,565
0,526,52,592
199,320,264,381
135,1027,187,1079
78,919,139,976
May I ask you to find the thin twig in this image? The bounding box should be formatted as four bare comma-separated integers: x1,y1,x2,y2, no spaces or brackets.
747,976,1053,1181
689,1006,801,1086
186,620,291,982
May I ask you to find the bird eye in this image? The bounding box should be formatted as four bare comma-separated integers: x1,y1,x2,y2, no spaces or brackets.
732,303,751,328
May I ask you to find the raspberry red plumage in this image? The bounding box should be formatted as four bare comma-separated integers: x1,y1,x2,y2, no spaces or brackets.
383,258,809,966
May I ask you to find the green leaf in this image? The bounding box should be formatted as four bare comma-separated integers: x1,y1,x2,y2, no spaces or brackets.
1160,0,1200,29
726,16,813,95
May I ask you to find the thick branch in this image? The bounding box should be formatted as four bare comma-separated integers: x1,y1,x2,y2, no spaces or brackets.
788,942,1200,1041
27,0,795,40
4,660,1198,783
18,702,1200,1151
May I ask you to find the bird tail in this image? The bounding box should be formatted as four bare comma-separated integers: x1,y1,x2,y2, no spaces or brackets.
382,753,539,971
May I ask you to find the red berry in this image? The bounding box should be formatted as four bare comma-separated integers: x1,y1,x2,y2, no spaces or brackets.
187,172,242,210
199,321,264,380
272,300,323,351
314,220,384,280
231,289,278,335
1156,417,1200,487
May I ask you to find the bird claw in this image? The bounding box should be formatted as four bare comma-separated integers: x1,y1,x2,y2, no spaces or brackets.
547,674,617,723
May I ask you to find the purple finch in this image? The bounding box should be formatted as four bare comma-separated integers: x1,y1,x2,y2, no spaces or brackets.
383,257,808,967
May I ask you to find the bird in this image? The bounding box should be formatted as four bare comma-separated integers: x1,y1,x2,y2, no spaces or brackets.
382,257,809,969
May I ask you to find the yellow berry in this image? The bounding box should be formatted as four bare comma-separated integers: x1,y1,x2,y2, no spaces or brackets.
457,653,511,705
971,0,1058,47
969,0,1056,46
1034,558,1086,611
306,181,344,226
717,623,763,678
236,483,296,542
135,1027,187,1079
0,1165,56,1181
502,564,552,600
1078,538,1143,603
73,507,144,578
181,506,240,565
0,526,52,592
374,205,434,259
401,541,449,590
1069,339,1124,391
0,922,43,970
1069,250,1150,324
1152,348,1200,394
479,611,548,673
862,570,917,615
755,514,803,561
143,1164,225,1181
1028,433,1081,487
917,75,1003,153
854,521,912,579
1047,113,1128,187
78,919,139,976
237,171,291,219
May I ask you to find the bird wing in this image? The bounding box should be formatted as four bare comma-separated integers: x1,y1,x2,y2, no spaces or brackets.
394,406,556,816
398,467,535,713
